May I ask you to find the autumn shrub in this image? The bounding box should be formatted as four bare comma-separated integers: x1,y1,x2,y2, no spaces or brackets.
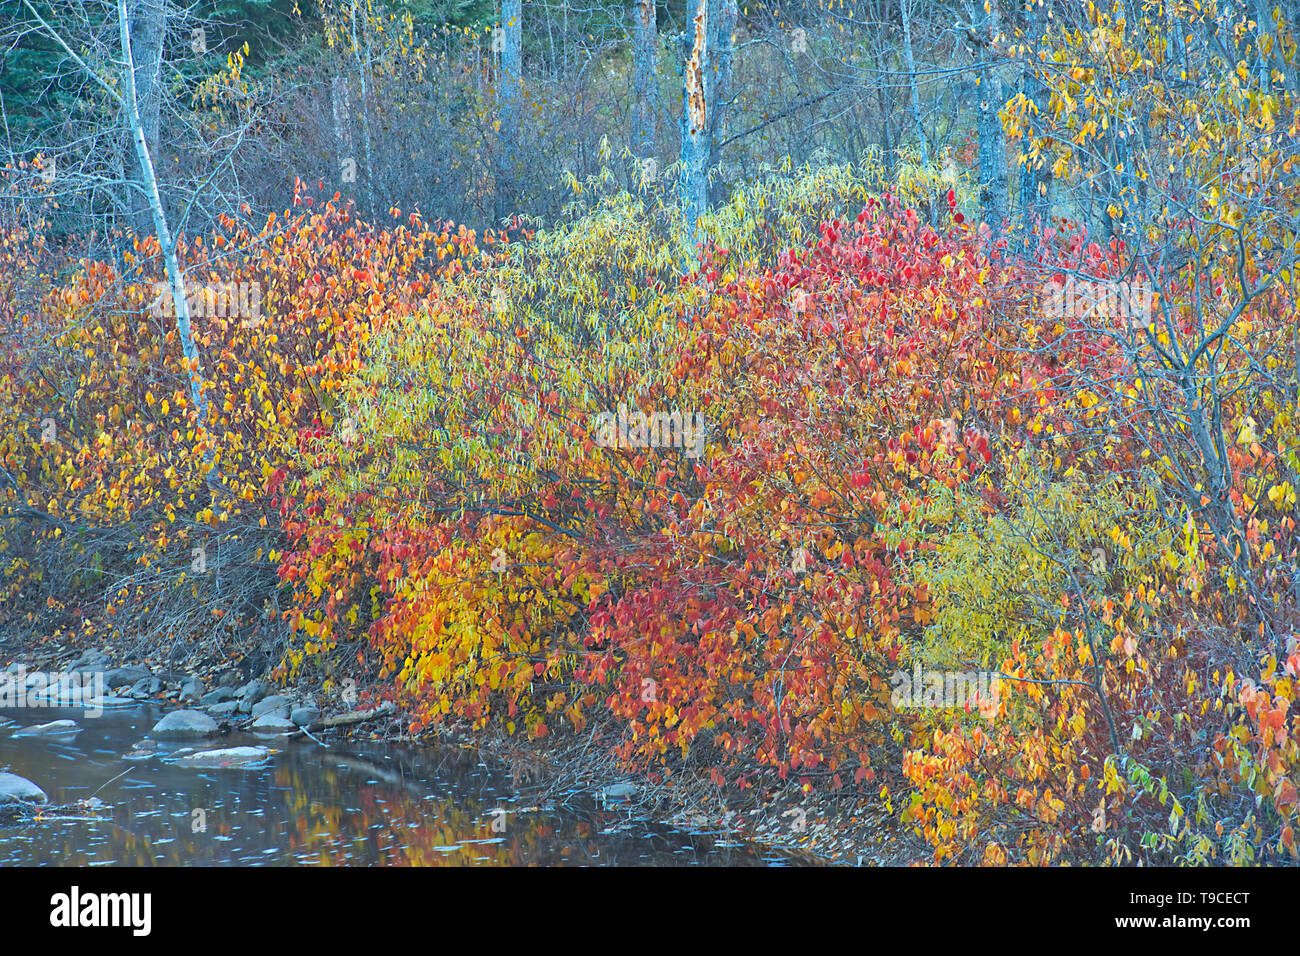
282,172,1041,787
0,186,464,668
3,148,1295,866
896,204,1300,863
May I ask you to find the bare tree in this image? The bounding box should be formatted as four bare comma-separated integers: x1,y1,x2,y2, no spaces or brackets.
678,0,736,253
630,0,658,166
19,0,210,448
125,0,164,237
899,0,932,169
706,0,736,208
974,0,1006,229
1015,0,1050,238
496,0,523,222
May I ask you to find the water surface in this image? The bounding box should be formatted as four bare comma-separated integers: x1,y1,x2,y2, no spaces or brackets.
0,705,797,866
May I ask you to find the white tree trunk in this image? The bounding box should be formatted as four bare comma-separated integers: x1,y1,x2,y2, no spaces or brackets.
899,0,931,169
680,0,711,254
706,0,736,208
117,0,210,454
631,0,658,165
977,0,1007,229
126,0,164,238
496,0,523,222
349,4,375,218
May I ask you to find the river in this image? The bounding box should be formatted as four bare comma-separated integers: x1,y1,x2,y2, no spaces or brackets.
0,705,801,866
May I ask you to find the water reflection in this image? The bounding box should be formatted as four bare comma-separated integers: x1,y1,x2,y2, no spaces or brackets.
0,707,795,866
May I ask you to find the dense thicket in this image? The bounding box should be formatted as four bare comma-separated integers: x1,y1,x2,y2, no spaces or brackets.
1,1,1297,864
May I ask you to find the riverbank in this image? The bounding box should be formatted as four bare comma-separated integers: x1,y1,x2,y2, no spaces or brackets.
465,722,931,866
0,640,929,866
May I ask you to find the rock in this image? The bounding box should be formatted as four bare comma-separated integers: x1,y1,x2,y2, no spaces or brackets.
83,695,138,710
148,677,162,694
250,694,291,720
216,670,240,688
130,739,159,752
0,772,48,805
150,709,219,738
173,746,271,769
600,783,638,802
13,719,80,737
206,700,239,717
290,705,320,727
179,677,205,702
128,677,152,698
234,680,268,702
250,714,296,734
68,650,110,674
104,666,150,689
199,686,234,706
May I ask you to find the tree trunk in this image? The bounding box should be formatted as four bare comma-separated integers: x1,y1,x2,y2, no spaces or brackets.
496,0,523,222
977,0,1007,230
899,0,931,169
679,0,736,251
1017,0,1050,240
631,0,658,165
331,73,354,177
706,0,736,207
348,4,375,219
117,0,210,457
680,0,710,252
126,0,164,238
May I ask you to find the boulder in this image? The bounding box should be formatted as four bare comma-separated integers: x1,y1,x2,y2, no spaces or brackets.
12,719,80,737
0,772,48,805
104,666,150,689
250,714,296,734
199,686,235,706
173,746,271,769
82,695,137,710
600,782,638,802
250,694,291,720
69,650,109,673
207,700,240,718
290,705,320,727
234,680,269,702
179,677,205,702
150,709,219,739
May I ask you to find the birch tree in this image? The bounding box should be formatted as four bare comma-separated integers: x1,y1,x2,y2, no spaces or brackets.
125,0,164,238
19,0,211,454
678,0,736,254
974,0,1007,229
496,0,523,222
630,0,658,170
